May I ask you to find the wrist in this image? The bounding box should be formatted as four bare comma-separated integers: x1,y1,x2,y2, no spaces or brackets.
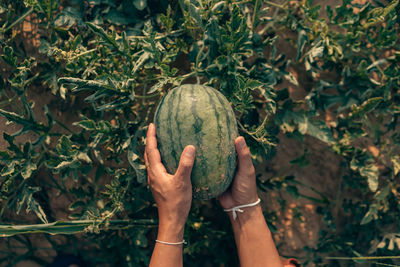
157,220,185,242
232,194,259,208
228,204,264,226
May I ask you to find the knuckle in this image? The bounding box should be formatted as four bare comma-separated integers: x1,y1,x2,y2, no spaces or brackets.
180,162,190,170
248,168,256,177
241,150,251,159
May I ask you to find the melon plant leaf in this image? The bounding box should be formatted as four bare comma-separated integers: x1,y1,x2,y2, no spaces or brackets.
148,78,168,94
86,22,120,51
73,119,97,131
295,114,334,144
349,97,383,119
16,186,48,224
297,29,308,60
360,164,379,192
54,6,83,29
1,46,17,67
21,161,37,179
391,155,400,176
128,145,147,184
132,52,150,75
0,161,16,176
360,203,378,225
133,0,147,11
104,9,137,25
283,71,299,86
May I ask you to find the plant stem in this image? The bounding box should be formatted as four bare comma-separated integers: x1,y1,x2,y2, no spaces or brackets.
135,92,160,99
2,8,34,33
252,0,260,31
265,0,286,9
0,219,158,237
70,48,97,60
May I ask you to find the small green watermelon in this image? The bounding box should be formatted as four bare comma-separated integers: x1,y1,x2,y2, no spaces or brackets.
154,84,238,200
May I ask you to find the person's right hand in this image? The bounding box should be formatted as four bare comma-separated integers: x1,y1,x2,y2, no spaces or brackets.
144,123,195,242
218,136,259,209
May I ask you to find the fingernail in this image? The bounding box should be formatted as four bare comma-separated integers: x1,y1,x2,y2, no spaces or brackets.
185,146,195,158
238,137,246,149
149,123,154,130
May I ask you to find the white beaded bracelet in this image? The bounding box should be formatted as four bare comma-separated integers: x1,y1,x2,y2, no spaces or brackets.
223,198,261,220
155,239,187,246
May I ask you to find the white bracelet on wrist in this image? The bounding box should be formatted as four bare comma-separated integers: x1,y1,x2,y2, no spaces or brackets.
155,239,187,246
223,198,261,220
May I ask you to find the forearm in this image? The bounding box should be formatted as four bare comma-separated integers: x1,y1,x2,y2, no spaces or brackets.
230,205,283,267
149,223,185,267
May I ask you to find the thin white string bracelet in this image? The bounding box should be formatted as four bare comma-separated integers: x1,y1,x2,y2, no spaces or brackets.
223,198,261,220
155,239,187,246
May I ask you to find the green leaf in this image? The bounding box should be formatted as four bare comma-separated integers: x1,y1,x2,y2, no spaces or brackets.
53,160,77,171
297,29,308,60
133,0,147,11
360,203,378,225
148,78,168,94
86,22,120,51
0,108,48,135
104,9,137,25
128,149,147,184
73,119,97,131
350,97,383,119
1,161,16,176
297,115,334,144
21,161,37,179
360,164,379,192
391,155,400,176
1,46,17,67
286,185,300,199
56,135,74,156
76,152,92,163
284,71,299,86
16,186,48,224
132,52,150,75
53,7,83,29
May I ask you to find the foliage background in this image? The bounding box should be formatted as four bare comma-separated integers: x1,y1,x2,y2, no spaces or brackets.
0,0,399,266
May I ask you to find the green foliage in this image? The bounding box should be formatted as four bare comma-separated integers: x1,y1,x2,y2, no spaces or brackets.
0,0,399,266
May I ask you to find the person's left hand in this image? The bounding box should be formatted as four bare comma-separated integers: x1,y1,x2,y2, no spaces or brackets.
145,123,195,241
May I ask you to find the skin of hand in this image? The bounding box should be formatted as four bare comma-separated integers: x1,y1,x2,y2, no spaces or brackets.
218,136,259,209
145,123,195,267
219,136,284,267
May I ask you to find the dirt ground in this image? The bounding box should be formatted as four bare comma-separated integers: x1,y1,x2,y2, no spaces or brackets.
0,1,356,266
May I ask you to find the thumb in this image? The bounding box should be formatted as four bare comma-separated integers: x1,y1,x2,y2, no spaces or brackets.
235,136,254,174
175,145,196,179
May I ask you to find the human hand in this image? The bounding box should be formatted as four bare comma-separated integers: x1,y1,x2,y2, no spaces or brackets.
145,123,195,241
218,136,259,210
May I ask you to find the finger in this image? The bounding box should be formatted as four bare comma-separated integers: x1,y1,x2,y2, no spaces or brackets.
145,123,166,175
175,145,196,180
144,152,151,184
235,136,255,174
146,123,160,157
144,151,148,168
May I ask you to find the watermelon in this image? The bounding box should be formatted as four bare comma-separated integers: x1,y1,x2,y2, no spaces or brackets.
154,84,238,200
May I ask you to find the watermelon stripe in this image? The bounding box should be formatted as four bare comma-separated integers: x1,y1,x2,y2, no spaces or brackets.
174,86,184,154
190,85,207,178
154,92,168,129
166,89,179,164
203,87,223,166
154,92,169,163
210,89,234,139
210,88,237,183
